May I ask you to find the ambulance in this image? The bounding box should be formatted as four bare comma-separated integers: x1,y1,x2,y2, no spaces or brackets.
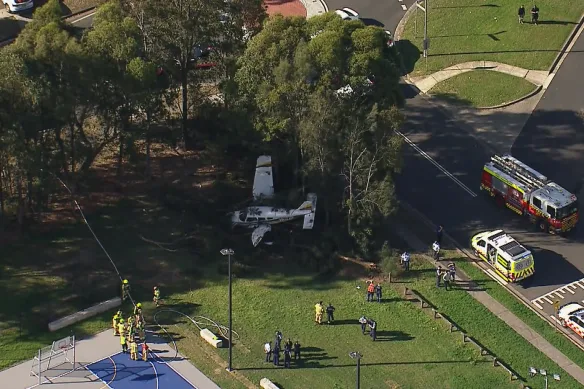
471,230,535,282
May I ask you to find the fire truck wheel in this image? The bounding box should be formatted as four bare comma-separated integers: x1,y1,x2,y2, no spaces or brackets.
537,220,549,232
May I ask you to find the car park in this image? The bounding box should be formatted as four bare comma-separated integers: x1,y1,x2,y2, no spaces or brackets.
558,303,584,338
3,0,33,13
334,8,359,21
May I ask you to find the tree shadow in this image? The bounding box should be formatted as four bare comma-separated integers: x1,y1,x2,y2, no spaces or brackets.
0,16,26,41
396,40,420,75
429,92,475,108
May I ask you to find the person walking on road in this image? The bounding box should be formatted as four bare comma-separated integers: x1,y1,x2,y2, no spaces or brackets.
401,251,410,271
436,267,443,288
518,5,525,23
443,271,453,291
264,341,272,362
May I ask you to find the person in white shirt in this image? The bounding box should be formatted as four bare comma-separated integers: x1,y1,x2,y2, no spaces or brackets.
401,252,410,271
264,341,271,362
432,241,440,260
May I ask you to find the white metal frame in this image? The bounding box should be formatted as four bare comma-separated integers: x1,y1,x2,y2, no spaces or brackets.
30,335,76,386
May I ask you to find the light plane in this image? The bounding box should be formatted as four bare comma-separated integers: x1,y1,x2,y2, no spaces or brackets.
229,156,317,246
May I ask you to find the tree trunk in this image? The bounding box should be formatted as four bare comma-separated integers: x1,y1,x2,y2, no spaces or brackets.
117,131,124,177
55,127,70,176
26,171,33,214
70,122,76,173
145,112,152,179
16,174,24,228
181,67,189,149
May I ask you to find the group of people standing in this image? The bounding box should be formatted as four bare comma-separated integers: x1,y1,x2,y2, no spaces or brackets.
264,331,301,368
359,316,377,341
365,282,383,302
518,5,539,25
112,304,149,361
314,301,336,324
436,263,457,291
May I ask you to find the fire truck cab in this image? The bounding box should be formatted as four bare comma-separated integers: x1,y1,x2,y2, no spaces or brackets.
471,230,535,283
480,155,578,234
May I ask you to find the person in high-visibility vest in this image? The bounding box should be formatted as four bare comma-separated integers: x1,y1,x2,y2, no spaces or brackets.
112,311,120,336
141,343,149,361
153,286,161,307
314,301,324,324
134,303,142,316
122,279,130,301
129,339,138,360
117,319,126,340
366,282,375,302
120,332,128,353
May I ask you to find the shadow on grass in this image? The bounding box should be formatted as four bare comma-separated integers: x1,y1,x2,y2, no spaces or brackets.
537,20,578,25
323,319,356,325
433,4,499,9
429,92,474,108
238,358,491,370
375,330,415,342
396,40,421,75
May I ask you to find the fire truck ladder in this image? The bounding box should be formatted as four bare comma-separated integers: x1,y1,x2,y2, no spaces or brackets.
491,155,549,191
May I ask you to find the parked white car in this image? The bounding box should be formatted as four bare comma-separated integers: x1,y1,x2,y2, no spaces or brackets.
558,302,584,338
3,0,33,13
335,8,359,21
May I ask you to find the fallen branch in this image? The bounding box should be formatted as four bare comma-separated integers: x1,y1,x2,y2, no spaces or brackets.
139,235,178,252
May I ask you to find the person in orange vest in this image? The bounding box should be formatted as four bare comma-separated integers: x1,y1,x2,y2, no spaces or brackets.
141,342,149,361
366,282,375,302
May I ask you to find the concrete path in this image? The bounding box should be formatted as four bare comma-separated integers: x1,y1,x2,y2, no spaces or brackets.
410,61,549,94
0,329,220,389
300,0,328,18
393,213,584,386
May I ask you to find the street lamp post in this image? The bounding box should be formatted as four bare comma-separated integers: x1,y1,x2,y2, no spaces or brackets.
349,351,362,389
220,248,235,372
528,367,561,389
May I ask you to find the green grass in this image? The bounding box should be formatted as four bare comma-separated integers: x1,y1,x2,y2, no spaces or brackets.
453,254,584,372
428,70,537,107
399,0,584,76
152,255,583,389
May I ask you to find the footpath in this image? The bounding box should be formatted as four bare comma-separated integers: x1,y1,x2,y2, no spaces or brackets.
393,203,584,386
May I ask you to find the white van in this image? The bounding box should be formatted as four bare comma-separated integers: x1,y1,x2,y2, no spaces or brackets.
3,0,33,13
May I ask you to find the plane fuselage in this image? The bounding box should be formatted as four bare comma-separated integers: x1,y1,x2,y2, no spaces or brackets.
231,206,310,228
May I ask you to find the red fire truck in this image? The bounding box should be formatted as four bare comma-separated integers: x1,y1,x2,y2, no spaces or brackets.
480,155,579,234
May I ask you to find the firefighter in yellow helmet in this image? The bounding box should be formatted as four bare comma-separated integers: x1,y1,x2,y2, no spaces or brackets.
134,303,142,316
120,331,128,354
117,318,126,340
129,338,138,360
112,311,121,336
122,279,130,301
153,286,161,307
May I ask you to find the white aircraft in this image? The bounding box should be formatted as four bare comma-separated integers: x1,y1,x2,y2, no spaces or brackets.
229,156,317,247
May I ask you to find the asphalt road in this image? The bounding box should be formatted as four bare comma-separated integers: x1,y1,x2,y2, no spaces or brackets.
326,0,417,33
395,29,584,322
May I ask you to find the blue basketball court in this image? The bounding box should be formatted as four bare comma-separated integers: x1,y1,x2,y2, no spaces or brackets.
87,351,197,389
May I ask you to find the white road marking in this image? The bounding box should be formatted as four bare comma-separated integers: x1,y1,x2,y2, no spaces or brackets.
551,315,562,325
532,277,584,309
396,131,478,197
401,4,407,10
533,301,543,310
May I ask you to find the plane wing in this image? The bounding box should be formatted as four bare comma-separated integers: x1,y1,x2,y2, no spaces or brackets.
251,224,272,247
253,156,275,201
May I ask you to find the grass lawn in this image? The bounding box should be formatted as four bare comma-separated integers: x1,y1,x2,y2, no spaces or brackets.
451,252,584,374
399,0,584,77
428,70,538,107
152,254,583,389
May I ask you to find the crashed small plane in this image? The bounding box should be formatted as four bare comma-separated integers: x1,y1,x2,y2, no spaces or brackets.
229,156,317,247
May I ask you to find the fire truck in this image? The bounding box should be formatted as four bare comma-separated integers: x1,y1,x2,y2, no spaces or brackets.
480,155,579,234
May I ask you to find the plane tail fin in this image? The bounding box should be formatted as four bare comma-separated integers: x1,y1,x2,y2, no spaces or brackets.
302,193,317,229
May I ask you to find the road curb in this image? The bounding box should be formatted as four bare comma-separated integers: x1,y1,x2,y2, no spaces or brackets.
549,12,584,75
394,0,416,40
399,200,584,354
477,84,542,110
319,0,328,13
0,6,97,47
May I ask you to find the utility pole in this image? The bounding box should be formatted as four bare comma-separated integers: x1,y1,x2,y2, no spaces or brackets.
415,0,429,68
349,352,362,389
221,248,235,372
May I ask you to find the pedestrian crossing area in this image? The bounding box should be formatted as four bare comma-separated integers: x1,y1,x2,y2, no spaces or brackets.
531,278,584,310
